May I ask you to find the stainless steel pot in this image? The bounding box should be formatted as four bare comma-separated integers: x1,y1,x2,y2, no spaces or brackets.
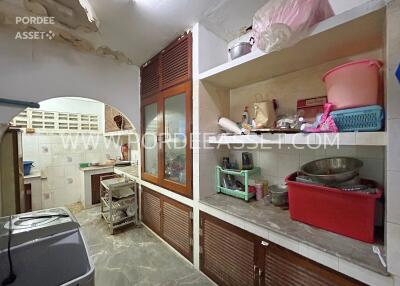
300,157,363,184
229,37,255,60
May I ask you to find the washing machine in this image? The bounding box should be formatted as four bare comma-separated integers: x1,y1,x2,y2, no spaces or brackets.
0,208,95,286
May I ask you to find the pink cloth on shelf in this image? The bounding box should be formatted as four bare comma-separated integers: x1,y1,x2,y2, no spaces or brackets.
304,103,338,133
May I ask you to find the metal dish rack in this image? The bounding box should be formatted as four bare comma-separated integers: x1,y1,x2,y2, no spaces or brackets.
100,175,138,234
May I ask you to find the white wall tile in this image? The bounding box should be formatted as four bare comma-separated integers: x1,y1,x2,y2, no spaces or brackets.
359,157,385,185
39,143,52,155
356,146,385,159
388,222,400,276
339,259,393,286
299,244,339,270
394,275,400,286
387,171,400,224
268,232,299,253
325,146,357,157
299,153,316,166
22,133,112,208
388,119,400,171
259,149,278,177
278,153,300,178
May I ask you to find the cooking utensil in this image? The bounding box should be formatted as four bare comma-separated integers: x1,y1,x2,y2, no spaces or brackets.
372,245,387,268
229,37,255,60
242,152,253,170
268,185,288,206
300,157,363,184
252,128,300,134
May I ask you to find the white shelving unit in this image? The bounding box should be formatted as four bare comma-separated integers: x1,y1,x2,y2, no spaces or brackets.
190,1,397,285
207,132,387,146
198,0,386,89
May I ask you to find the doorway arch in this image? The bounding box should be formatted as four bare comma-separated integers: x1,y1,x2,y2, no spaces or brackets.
1,97,140,214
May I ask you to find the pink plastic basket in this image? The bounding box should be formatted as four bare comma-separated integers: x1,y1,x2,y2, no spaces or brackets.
322,59,383,110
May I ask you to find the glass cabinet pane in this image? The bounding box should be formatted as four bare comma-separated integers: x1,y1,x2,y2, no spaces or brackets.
144,103,158,176
164,93,186,184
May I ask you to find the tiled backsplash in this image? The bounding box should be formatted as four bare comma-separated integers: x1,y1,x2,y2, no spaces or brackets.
229,145,385,186
22,133,134,207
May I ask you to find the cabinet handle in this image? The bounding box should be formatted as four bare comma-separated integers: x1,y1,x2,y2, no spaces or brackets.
258,268,263,286
261,241,269,247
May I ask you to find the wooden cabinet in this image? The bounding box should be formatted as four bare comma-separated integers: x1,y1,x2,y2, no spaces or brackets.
258,242,363,286
200,212,364,286
200,212,257,286
24,183,32,212
140,32,192,100
141,32,192,198
142,187,162,234
91,172,114,204
0,128,23,216
160,33,192,90
141,56,161,98
141,187,193,261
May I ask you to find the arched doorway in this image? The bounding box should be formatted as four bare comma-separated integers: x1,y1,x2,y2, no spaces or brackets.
0,97,139,215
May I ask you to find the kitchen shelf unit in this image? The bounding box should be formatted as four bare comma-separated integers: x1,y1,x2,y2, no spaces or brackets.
100,176,138,234
193,1,393,284
198,0,385,89
216,166,261,201
195,0,388,198
207,132,387,146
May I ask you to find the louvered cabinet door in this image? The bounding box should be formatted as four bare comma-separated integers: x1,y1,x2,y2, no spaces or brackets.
141,56,161,98
261,243,364,286
160,32,192,90
200,212,257,286
161,197,193,261
141,188,161,234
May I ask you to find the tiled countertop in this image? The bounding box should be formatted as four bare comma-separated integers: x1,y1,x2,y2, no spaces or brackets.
24,172,41,179
79,165,114,172
114,165,139,180
200,193,387,276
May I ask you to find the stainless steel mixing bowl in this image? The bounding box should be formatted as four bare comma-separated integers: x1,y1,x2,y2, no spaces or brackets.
300,157,363,184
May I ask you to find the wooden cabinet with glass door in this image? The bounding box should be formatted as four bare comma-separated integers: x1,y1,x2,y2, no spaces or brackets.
141,95,161,185
140,31,192,198
160,81,192,197
141,81,192,198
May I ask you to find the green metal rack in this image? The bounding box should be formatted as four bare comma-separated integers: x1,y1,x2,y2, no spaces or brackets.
216,166,261,201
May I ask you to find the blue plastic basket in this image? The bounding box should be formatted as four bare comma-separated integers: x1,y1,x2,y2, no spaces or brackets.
330,105,384,132
23,161,34,176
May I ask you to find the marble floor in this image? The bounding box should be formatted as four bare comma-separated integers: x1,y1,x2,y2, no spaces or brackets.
74,207,213,286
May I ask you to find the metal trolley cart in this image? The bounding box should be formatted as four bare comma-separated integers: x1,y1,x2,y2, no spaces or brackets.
100,175,138,234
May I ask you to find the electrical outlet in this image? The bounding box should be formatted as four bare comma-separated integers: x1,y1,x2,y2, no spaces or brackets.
396,64,400,83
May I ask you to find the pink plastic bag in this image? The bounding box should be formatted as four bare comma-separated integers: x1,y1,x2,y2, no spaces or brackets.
304,103,338,133
253,0,334,53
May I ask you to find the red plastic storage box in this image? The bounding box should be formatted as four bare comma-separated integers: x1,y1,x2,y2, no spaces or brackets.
286,173,382,243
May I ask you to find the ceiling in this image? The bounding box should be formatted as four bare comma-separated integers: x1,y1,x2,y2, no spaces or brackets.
86,0,269,65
